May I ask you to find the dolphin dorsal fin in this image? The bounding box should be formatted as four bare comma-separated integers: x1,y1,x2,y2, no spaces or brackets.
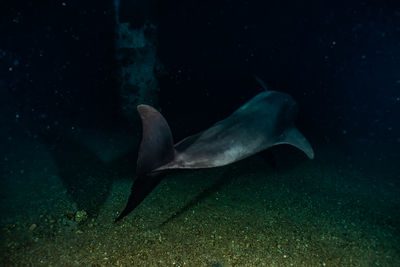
277,127,314,159
254,75,268,91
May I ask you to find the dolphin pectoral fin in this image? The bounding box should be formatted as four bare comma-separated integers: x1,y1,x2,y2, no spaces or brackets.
115,173,165,222
277,127,314,159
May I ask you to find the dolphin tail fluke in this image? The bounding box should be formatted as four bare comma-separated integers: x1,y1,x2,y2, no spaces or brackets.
277,127,315,159
115,105,175,222
115,173,165,222
136,104,175,176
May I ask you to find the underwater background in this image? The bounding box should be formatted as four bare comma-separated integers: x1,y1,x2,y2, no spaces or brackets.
1,1,399,266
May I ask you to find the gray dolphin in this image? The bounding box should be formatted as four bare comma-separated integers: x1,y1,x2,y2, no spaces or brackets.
115,84,314,221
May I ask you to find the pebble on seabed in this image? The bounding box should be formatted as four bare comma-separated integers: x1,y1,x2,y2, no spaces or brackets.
29,224,37,231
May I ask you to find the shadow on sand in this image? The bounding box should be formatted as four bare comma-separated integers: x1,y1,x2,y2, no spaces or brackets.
159,150,279,227
39,133,136,217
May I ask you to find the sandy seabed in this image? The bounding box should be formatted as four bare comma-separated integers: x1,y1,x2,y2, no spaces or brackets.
1,133,399,266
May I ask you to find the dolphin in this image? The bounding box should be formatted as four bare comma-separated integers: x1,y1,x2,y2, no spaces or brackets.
115,83,314,222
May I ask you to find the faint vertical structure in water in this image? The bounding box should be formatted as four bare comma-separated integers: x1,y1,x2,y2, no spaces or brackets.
114,0,165,118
